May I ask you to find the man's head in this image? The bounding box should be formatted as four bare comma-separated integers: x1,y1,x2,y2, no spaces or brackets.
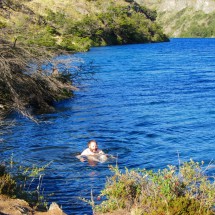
88,140,98,153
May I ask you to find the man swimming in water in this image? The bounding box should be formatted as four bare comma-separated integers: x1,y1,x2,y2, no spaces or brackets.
77,140,107,164
81,140,105,156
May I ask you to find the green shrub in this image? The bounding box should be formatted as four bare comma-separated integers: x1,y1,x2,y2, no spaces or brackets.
60,36,92,51
62,4,168,46
0,160,52,210
0,165,16,196
0,20,6,28
45,25,58,35
95,160,215,214
27,29,57,47
46,9,66,26
168,197,214,215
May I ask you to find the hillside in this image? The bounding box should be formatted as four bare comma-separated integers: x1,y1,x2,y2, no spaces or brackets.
0,0,169,52
136,0,215,37
0,0,169,118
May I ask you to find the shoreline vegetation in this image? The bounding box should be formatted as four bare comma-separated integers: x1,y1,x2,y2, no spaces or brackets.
0,0,169,120
5,1,215,215
1,159,214,214
93,160,215,215
0,156,214,215
0,38,78,122
0,159,66,214
0,0,214,215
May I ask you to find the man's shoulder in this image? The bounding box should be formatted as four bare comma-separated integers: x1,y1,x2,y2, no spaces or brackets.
81,148,92,155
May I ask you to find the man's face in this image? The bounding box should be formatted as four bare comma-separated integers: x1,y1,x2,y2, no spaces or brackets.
89,142,98,153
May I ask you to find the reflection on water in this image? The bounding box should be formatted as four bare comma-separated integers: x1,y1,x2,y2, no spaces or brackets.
1,39,215,214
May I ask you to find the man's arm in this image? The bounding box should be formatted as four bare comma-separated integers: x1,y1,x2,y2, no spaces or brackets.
98,149,105,155
76,155,86,162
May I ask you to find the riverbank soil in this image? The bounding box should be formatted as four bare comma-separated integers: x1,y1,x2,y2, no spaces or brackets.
0,195,66,215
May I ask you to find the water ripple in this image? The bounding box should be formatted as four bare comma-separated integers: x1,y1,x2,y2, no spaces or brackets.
1,39,215,214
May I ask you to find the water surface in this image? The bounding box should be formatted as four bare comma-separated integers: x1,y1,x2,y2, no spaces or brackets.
1,38,215,214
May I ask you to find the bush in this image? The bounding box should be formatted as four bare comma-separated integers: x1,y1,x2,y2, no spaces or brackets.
95,160,215,214
63,4,168,46
27,28,57,47
0,20,6,28
60,36,92,52
0,164,16,196
0,159,52,210
175,10,215,38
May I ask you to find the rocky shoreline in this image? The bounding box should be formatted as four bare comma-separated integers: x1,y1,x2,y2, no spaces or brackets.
0,195,67,215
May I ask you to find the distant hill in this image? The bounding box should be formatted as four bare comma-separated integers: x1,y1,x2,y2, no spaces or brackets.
0,0,169,52
136,0,215,37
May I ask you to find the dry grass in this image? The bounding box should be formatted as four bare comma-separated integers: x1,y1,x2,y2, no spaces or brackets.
27,0,129,19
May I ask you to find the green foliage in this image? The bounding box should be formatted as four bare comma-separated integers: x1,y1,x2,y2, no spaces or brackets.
168,197,213,215
0,0,169,51
0,20,6,28
97,167,142,211
45,25,58,35
39,2,168,48
60,35,92,52
181,20,215,38
132,4,157,21
158,7,215,38
46,9,66,26
0,0,169,118
69,4,168,46
95,160,215,214
0,159,52,210
177,10,215,38
26,27,57,47
0,165,16,196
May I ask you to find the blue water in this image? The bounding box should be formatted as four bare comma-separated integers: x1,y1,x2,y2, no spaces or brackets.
1,38,215,214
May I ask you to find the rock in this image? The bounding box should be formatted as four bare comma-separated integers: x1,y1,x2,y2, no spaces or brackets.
0,195,67,215
35,202,67,215
0,195,33,215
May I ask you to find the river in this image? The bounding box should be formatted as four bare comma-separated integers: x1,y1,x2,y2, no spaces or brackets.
0,38,215,214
